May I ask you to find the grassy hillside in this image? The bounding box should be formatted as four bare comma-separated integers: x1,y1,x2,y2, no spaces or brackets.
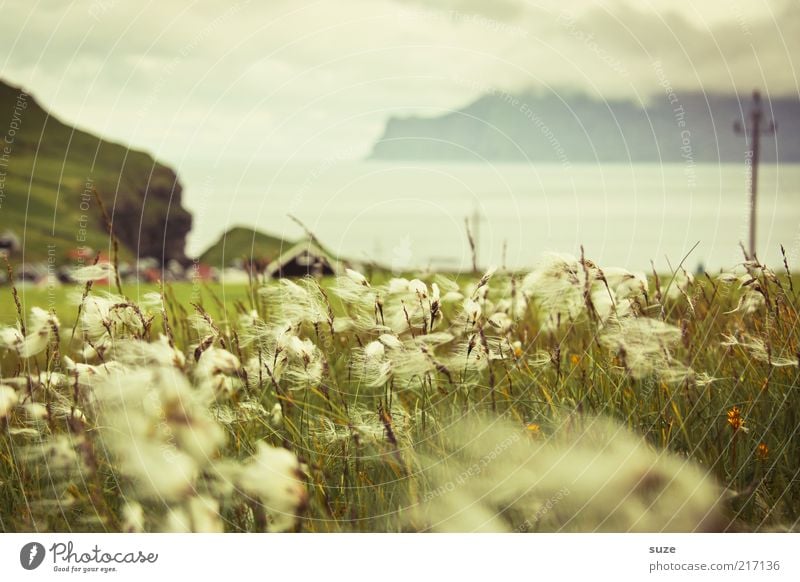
199,226,290,268
0,79,191,265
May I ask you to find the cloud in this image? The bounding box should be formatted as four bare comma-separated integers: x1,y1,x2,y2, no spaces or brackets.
397,0,525,21
559,2,800,97
0,0,796,163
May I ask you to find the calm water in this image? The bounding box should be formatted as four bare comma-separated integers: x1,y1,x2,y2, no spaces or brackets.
182,161,800,273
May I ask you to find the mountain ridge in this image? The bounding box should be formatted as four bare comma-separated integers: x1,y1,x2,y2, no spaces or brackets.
369,90,800,163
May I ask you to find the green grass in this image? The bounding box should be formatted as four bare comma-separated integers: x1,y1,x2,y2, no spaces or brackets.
0,264,798,533
0,281,250,326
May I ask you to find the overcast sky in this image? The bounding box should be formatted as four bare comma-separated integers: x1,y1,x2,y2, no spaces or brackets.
1,0,798,164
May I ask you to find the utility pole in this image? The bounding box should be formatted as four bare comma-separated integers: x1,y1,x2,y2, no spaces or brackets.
734,90,776,260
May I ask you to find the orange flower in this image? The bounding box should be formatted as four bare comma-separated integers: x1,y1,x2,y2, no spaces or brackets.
727,406,747,432
570,354,581,366
756,442,769,461
526,423,541,436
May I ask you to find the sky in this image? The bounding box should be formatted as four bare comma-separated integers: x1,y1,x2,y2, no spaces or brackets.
1,0,798,166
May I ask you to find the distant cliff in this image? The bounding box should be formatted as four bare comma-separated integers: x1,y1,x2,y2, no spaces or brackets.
369,90,800,163
0,78,191,264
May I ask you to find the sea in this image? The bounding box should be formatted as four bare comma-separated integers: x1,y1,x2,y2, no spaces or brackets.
181,161,800,274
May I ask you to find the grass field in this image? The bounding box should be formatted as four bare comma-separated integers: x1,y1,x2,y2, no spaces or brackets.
0,281,251,328
0,254,798,533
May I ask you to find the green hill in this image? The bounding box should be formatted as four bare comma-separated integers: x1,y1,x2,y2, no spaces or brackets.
0,78,191,265
199,226,290,268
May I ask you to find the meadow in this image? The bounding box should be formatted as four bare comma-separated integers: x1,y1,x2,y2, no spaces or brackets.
0,251,798,533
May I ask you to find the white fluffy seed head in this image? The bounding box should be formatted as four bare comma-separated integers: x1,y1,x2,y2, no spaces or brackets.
161,495,223,533
270,403,284,428
0,326,24,350
464,298,482,323
378,334,403,350
286,335,316,364
23,402,49,420
346,268,369,287
122,501,145,533
487,312,513,333
196,347,241,377
666,269,694,300
0,385,18,418
236,442,307,531
387,278,410,294
431,282,441,303
364,340,385,361
409,279,428,298
69,263,116,283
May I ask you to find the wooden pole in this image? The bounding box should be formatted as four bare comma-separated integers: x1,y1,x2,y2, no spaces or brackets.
734,90,776,261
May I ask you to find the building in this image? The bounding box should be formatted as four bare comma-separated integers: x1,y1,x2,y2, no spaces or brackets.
0,230,20,257
264,238,346,278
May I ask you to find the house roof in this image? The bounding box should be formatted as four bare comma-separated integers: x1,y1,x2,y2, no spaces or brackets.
264,238,345,278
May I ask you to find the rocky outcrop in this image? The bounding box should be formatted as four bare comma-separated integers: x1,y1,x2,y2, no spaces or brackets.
0,78,191,264
100,164,192,264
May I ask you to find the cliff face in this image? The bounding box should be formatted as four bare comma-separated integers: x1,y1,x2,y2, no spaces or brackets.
0,78,191,264
100,164,192,264
369,90,800,163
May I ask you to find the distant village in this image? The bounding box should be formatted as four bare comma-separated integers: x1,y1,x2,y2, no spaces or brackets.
0,229,359,286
